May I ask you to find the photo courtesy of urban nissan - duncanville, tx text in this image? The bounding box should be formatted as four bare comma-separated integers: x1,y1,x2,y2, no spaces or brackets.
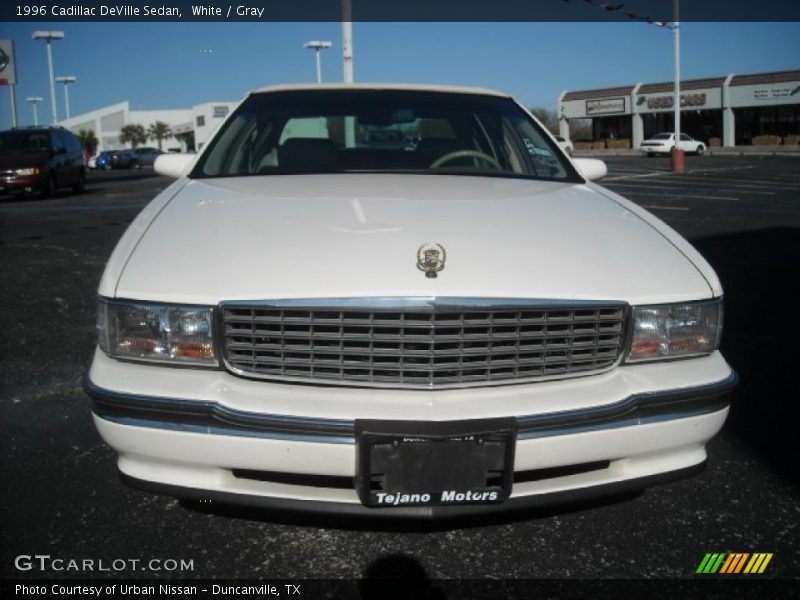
84,84,736,519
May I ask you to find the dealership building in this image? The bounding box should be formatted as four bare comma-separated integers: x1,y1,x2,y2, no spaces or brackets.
57,100,239,153
558,69,800,148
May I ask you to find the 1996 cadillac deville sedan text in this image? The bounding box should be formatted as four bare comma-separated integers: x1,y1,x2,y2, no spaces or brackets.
84,84,736,519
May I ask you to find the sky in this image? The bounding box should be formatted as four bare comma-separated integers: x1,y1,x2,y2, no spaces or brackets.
0,21,799,129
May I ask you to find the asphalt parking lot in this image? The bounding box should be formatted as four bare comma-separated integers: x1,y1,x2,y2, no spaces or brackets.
1,158,798,586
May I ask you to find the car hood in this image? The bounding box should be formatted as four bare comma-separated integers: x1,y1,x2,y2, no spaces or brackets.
114,174,713,305
0,151,48,170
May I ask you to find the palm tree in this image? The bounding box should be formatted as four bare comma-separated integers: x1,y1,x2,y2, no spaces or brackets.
147,121,173,151
77,129,98,155
119,124,147,148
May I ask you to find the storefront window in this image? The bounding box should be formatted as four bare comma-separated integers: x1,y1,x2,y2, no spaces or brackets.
734,106,800,144
591,116,631,144
642,110,721,143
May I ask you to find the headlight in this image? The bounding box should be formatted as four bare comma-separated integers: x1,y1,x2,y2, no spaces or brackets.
626,300,722,363
97,298,217,366
14,167,40,176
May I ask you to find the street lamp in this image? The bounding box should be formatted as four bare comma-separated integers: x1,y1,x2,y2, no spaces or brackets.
26,97,43,126
303,40,332,83
32,30,65,123
341,0,355,147
55,76,76,120
342,0,353,83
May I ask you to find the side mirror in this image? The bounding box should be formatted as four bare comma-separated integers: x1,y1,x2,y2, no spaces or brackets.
154,153,195,178
573,158,608,182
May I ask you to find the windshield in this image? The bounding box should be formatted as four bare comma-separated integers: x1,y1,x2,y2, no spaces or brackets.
192,90,578,182
0,130,50,153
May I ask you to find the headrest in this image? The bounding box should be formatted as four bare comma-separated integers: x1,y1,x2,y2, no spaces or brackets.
278,138,337,170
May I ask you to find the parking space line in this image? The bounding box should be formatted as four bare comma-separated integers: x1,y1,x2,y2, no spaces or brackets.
741,176,800,183
617,191,738,200
642,205,690,211
41,203,150,211
605,166,669,172
605,183,776,195
627,172,800,187
603,172,675,182
612,176,800,190
686,166,757,174
605,170,657,176
676,175,800,187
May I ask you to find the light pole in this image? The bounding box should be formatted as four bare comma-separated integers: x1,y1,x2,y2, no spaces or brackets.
302,41,332,83
55,76,76,120
341,0,355,147
26,96,43,126
670,0,684,173
32,31,64,124
342,22,353,84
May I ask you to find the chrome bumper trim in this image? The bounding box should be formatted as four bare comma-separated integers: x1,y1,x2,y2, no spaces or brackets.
516,371,736,439
84,371,736,444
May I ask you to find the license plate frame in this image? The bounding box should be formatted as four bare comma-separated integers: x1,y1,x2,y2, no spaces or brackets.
355,418,516,508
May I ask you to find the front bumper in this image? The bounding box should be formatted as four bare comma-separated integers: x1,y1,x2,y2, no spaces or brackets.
85,349,735,519
0,175,45,194
640,145,671,154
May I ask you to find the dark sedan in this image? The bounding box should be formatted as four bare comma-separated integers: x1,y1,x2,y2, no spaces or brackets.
110,147,163,169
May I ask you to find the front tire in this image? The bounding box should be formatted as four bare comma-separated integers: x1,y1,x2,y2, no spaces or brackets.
41,173,57,199
130,160,140,170
72,168,86,193
696,145,705,156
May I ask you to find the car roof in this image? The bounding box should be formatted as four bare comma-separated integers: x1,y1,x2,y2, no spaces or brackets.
1,126,72,134
250,82,511,98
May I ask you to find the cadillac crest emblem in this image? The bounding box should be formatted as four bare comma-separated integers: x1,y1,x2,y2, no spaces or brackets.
417,243,446,278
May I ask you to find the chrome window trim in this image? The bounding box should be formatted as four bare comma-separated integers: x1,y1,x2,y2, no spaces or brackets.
217,297,631,390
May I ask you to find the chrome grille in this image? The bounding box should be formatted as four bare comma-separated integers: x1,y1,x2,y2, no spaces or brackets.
222,299,628,389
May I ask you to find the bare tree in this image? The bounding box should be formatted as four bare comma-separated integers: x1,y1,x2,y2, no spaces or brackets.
529,108,559,134
570,119,593,141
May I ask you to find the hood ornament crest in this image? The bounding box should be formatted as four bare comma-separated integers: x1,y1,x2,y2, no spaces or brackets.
417,243,446,278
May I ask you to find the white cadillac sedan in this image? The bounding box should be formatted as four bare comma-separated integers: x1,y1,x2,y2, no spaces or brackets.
640,132,706,156
85,84,735,519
